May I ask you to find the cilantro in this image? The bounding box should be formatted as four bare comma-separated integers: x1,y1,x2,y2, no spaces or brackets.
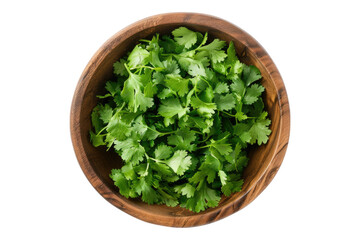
165,150,192,176
158,97,189,119
214,82,229,94
89,27,272,212
243,84,265,105
215,94,236,111
127,45,150,68
172,27,197,49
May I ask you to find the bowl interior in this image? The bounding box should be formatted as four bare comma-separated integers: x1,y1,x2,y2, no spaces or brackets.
77,23,281,218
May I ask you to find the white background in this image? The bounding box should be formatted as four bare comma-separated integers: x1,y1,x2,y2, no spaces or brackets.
1,0,359,239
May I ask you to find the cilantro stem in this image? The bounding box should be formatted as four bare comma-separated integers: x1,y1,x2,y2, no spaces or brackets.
131,66,165,71
198,144,211,149
220,110,236,117
159,131,177,136
199,133,230,149
198,134,210,143
200,77,213,90
161,53,176,57
195,32,208,49
113,102,127,117
144,161,150,176
139,39,151,43
145,126,176,136
144,152,163,163
96,126,107,136
147,114,161,118
192,130,203,135
124,63,132,75
194,78,199,97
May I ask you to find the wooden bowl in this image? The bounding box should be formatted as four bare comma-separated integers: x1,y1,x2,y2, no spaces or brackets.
70,13,290,227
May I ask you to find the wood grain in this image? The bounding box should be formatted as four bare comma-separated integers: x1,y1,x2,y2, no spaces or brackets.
70,12,290,227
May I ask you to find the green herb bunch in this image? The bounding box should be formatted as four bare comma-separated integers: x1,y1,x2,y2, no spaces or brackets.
90,27,271,212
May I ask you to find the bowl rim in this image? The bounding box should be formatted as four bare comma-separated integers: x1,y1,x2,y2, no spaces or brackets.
70,12,290,227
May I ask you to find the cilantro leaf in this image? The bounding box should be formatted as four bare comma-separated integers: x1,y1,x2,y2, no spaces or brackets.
221,178,244,197
114,137,145,165
164,74,189,97
226,41,238,63
182,182,221,212
121,64,154,112
190,96,217,118
243,84,265,105
207,136,233,156
242,65,262,86
174,183,196,198
198,39,227,63
91,105,104,133
144,81,158,98
172,27,197,49
121,164,136,180
154,144,173,160
214,82,229,94
157,88,174,99
165,150,192,176
113,59,128,77
218,170,227,186
134,177,159,204
249,119,272,145
105,81,122,97
230,79,246,96
106,115,131,141
177,57,206,77
127,45,150,68
215,93,235,111
163,59,180,75
89,131,105,147
167,128,197,152
110,169,132,198
158,97,188,119
98,104,113,123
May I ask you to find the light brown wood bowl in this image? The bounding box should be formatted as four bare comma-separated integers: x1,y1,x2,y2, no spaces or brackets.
70,13,290,227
